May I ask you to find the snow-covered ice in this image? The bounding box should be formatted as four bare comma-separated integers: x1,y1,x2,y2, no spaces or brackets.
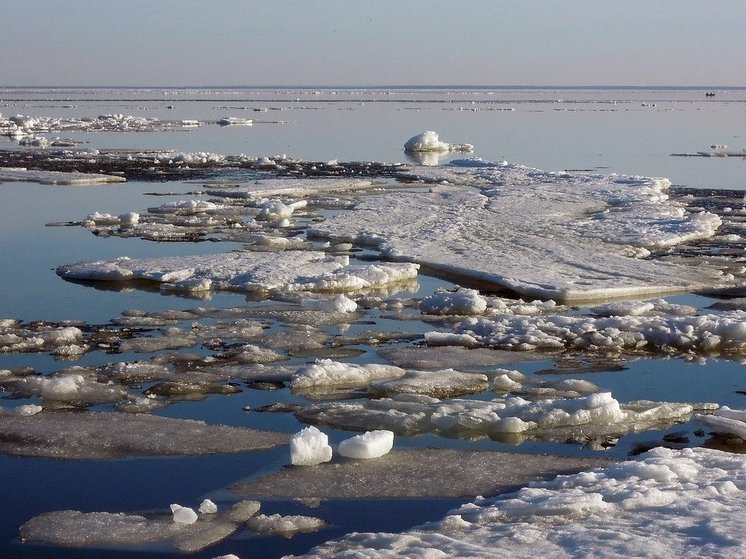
57,252,419,294
170,504,198,525
291,359,406,391
246,513,327,537
0,167,126,185
310,162,738,302
338,430,394,459
290,425,333,466
292,447,746,559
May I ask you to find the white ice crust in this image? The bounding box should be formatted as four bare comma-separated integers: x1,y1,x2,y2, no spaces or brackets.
310,162,737,302
57,252,419,294
338,430,394,459
296,447,746,558
420,288,487,315
290,426,333,466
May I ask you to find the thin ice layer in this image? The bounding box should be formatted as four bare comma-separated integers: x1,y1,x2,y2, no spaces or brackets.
294,447,746,559
0,411,288,459
310,163,736,302
57,252,418,294
0,167,126,185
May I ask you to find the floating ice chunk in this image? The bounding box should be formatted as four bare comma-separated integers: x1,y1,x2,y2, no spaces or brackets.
698,406,746,438
404,131,473,153
198,499,218,514
213,555,240,559
338,430,394,459
58,252,419,295
420,288,487,315
370,369,489,399
246,513,327,537
291,359,406,391
290,425,333,466
440,311,746,354
0,168,126,185
20,374,127,406
256,200,307,221
301,294,358,313
170,504,198,525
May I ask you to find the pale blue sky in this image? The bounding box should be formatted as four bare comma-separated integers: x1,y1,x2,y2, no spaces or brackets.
2,0,744,87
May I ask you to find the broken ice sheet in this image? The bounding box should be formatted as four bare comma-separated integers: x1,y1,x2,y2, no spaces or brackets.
57,251,419,295
0,167,126,185
0,411,287,459
233,448,612,499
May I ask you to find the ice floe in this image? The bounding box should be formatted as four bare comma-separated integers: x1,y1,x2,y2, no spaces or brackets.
246,513,327,538
19,499,262,553
291,359,406,391
0,167,126,185
234,448,612,500
293,447,746,559
420,288,487,315
57,252,419,294
698,406,746,439
310,162,740,302
0,411,287,459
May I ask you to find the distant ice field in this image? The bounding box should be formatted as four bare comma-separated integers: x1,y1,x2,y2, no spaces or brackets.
1,86,745,190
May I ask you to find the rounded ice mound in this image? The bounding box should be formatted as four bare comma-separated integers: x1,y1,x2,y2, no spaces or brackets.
169,504,198,525
290,425,333,466
404,131,473,153
338,430,394,459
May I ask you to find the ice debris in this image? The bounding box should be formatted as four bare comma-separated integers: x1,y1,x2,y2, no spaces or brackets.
338,430,394,459
290,425,333,466
420,288,487,315
291,359,406,391
698,406,746,439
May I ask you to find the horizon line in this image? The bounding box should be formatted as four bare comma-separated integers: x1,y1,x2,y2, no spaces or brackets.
1,84,745,90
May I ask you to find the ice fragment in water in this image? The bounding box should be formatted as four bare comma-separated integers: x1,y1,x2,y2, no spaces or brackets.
290,425,333,466
338,430,394,459
420,288,487,315
246,513,327,537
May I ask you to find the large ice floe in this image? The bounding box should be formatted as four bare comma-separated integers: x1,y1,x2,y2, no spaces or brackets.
57,252,419,294
0,411,287,459
310,160,740,302
292,447,746,559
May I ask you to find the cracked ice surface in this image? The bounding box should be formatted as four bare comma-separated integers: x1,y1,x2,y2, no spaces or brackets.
292,447,746,559
57,251,419,294
310,162,738,302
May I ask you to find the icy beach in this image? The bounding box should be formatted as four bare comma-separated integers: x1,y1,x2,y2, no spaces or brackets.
1,87,746,559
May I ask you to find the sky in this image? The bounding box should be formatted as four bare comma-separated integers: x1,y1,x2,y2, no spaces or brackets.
2,0,745,87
